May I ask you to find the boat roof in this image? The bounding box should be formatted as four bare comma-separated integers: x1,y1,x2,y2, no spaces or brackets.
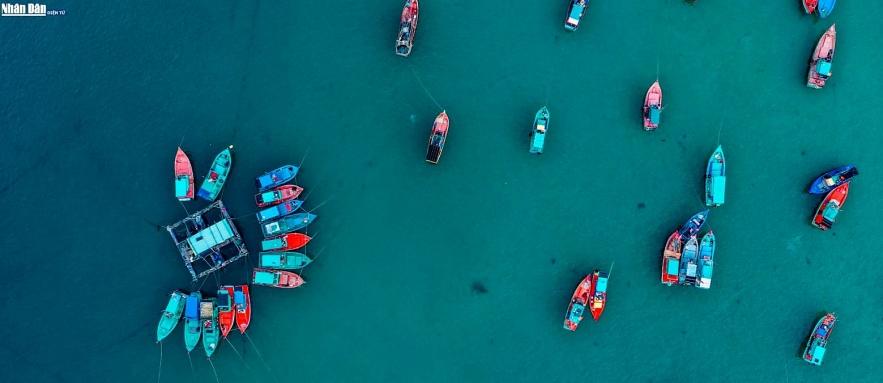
700,262,713,278
816,60,832,74
259,191,277,202
262,238,284,251
218,292,231,308
187,220,235,256
712,176,726,203
809,342,826,362
595,277,608,293
185,297,199,318
234,290,246,306
175,176,190,197
570,5,584,19
254,271,277,285
666,259,679,275
822,202,839,221
532,129,546,148
649,107,661,123
260,253,284,267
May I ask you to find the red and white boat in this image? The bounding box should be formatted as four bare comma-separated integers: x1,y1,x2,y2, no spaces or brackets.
234,285,251,334
426,111,449,164
261,233,312,252
174,147,194,201
807,24,835,89
218,285,235,338
252,268,305,289
803,0,818,14
643,80,662,130
395,0,419,57
589,269,609,321
812,182,848,230
255,184,303,208
661,231,681,285
563,275,592,331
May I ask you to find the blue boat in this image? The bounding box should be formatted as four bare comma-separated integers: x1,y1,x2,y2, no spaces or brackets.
678,236,699,286
197,147,233,202
254,165,298,192
808,165,857,194
529,107,549,154
564,0,588,31
817,0,836,19
705,146,726,207
678,210,708,242
804,313,836,365
696,232,715,290
256,199,303,223
183,291,203,353
260,213,317,238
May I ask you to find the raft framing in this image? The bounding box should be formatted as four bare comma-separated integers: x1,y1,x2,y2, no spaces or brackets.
166,200,249,281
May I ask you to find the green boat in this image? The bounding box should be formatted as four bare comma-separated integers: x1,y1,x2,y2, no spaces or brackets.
529,107,549,154
197,147,233,202
200,298,220,358
705,145,726,207
260,213,317,238
156,290,188,343
183,291,202,353
258,251,313,270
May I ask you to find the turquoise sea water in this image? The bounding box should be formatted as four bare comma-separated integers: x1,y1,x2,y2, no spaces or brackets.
2,1,883,382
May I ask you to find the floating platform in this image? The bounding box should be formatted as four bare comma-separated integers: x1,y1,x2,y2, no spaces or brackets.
166,200,249,281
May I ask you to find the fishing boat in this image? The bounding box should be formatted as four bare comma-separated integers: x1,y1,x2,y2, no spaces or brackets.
234,285,251,334
183,291,202,353
261,233,311,252
804,313,836,365
564,0,589,31
529,107,549,154
589,269,608,321
808,165,857,194
395,0,419,57
817,0,836,19
803,0,817,14
260,213,317,238
254,184,303,208
661,231,682,286
678,236,699,286
705,145,726,207
252,268,305,288
254,165,298,192
807,24,836,89
678,210,709,242
256,199,303,223
156,290,188,343
426,111,449,164
174,148,194,201
563,275,592,331
217,286,235,339
197,147,233,202
643,81,662,130
696,232,715,290
259,251,313,270
200,298,220,358
812,183,848,231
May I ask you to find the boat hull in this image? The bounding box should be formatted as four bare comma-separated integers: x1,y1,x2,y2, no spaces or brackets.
260,213,317,238
817,0,835,18
255,185,303,208
201,298,220,358
183,292,203,352
806,25,835,89
564,275,592,331
696,232,715,289
259,251,313,269
678,210,709,242
808,165,857,194
564,0,588,31
812,182,848,230
157,290,188,343
803,0,817,14
256,199,304,222
261,233,312,252
197,148,233,202
426,111,449,164
661,231,681,285
589,270,608,321
234,285,251,334
395,0,419,57
678,236,699,286
254,165,298,192
175,148,194,201
803,313,835,365
705,145,726,207
218,286,235,339
253,268,305,288
529,107,549,154
643,81,662,130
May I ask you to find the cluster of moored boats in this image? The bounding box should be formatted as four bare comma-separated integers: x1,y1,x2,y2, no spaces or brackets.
156,287,251,358
808,165,858,231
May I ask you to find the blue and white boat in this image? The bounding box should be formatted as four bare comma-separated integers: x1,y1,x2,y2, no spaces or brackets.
256,199,303,223
817,0,836,19
705,146,726,207
678,236,698,286
260,213,317,238
529,107,549,154
808,165,857,194
696,232,715,290
678,210,709,242
255,165,298,192
564,0,588,31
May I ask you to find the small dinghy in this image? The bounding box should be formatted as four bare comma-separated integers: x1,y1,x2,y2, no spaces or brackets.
642,81,662,130
807,24,836,89
174,148,194,201
529,107,549,154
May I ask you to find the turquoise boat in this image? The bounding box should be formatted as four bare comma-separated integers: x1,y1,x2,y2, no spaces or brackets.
705,145,726,207
529,107,549,154
200,298,220,358
156,290,188,343
696,232,715,290
258,251,312,270
804,313,836,365
678,236,698,286
197,147,233,202
183,291,202,353
260,213,317,238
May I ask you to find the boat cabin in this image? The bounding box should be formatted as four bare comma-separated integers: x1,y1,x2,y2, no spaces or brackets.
254,271,279,285
816,60,832,77
530,124,546,154
233,287,248,310
261,238,286,251
648,106,661,125
805,340,826,365
175,175,191,200
166,200,249,281
708,175,726,205
185,296,199,320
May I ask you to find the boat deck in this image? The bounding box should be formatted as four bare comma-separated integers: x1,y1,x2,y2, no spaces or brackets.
166,200,249,281
426,145,442,163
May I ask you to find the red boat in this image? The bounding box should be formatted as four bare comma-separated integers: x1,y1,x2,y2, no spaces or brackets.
589,269,609,321
661,231,682,285
262,233,312,251
253,268,305,289
426,111,449,164
803,0,818,14
812,182,848,230
643,81,662,130
218,286,235,338
395,0,419,57
563,275,592,331
174,147,194,201
254,185,303,208
234,285,251,334
807,24,835,89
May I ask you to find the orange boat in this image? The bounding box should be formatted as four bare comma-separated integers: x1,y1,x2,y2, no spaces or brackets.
174,147,194,201
563,275,592,331
234,285,251,334
661,231,681,285
426,111,449,164
253,268,305,288
395,0,419,57
589,269,609,321
812,182,848,230
807,24,835,89
643,80,662,130
261,233,311,252
217,286,235,338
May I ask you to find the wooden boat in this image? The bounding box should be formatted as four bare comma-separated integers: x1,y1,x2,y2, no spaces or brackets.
252,268,305,288
529,107,549,154
217,286,235,339
183,291,202,353
643,81,662,130
812,182,848,230
678,236,699,286
705,145,726,207
803,0,817,14
174,148,194,201
233,285,251,334
197,147,233,202
807,24,836,89
678,210,709,242
254,185,303,208
256,199,303,223
260,213,317,238
696,232,715,290
808,165,857,194
261,233,311,252
156,290,188,343
817,0,836,19
200,298,220,358
661,231,682,286
254,165,298,192
804,313,836,365
258,251,313,270
564,0,589,31
589,269,609,321
426,111,449,164
395,0,419,57
563,275,592,331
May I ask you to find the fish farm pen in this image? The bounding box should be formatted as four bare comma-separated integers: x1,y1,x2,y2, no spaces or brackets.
166,200,249,281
